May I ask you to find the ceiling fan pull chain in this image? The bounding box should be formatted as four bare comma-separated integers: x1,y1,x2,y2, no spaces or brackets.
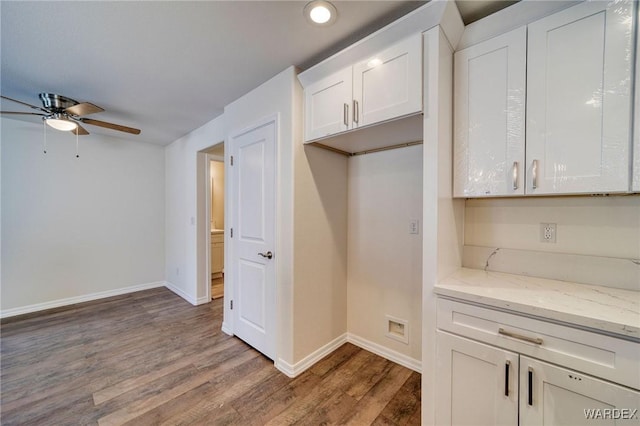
43,120,47,154
75,131,79,158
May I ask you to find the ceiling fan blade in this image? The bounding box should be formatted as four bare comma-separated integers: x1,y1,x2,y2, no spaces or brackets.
1,111,46,116
80,118,141,135
71,124,90,136
1,95,48,113
65,102,104,116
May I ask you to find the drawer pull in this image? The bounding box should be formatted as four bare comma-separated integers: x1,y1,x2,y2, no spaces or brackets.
528,367,534,406
498,328,543,345
504,361,510,397
343,103,349,127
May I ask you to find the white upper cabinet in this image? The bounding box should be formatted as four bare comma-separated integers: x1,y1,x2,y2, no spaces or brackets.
303,34,422,144
304,67,353,141
526,0,634,195
454,0,635,197
352,34,422,128
453,27,527,197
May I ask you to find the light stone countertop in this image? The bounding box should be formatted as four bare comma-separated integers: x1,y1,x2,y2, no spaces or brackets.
435,268,640,340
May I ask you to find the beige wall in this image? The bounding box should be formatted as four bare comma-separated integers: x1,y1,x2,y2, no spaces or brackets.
209,160,224,230
347,145,423,362
464,196,640,259
293,144,348,362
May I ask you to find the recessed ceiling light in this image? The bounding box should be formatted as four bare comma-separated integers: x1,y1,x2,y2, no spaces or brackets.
304,1,337,26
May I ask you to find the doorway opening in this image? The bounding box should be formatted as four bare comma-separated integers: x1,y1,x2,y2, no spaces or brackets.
204,142,225,302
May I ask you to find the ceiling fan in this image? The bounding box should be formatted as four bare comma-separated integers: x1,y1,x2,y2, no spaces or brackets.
0,93,141,135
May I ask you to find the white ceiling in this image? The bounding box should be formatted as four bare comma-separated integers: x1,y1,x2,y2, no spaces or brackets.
1,1,512,146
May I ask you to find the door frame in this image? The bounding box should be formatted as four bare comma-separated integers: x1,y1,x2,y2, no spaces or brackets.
225,113,280,360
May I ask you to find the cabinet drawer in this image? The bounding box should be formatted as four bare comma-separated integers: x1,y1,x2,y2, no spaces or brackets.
211,233,224,243
437,298,640,390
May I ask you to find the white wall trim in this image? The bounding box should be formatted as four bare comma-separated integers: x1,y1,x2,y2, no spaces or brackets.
221,321,233,336
275,333,348,378
0,281,165,319
164,281,197,305
347,333,422,373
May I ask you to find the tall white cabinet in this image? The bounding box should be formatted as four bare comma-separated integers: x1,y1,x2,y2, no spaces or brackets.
454,0,635,197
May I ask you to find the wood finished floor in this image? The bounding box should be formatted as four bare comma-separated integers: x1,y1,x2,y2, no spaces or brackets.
0,287,420,425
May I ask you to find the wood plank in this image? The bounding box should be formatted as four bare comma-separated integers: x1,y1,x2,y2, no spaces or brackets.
0,288,422,425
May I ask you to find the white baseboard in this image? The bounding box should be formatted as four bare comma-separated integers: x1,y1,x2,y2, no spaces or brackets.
195,296,210,305
275,333,348,378
347,333,422,373
221,322,233,336
0,281,165,319
164,281,198,305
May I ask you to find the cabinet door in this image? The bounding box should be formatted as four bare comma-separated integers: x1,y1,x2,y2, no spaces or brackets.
436,331,519,426
212,243,223,274
352,34,422,128
526,0,634,195
520,356,640,426
304,66,353,142
453,27,527,197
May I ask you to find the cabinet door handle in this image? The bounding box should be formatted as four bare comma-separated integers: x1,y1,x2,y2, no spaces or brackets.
528,367,534,406
498,328,543,345
532,159,538,189
343,103,349,127
504,360,510,397
353,100,359,124
512,161,519,190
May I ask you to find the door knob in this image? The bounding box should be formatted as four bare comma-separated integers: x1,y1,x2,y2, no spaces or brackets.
258,251,273,259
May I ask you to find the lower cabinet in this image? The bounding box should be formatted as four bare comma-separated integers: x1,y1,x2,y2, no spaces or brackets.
436,331,640,425
521,356,640,426
436,331,518,425
211,233,224,276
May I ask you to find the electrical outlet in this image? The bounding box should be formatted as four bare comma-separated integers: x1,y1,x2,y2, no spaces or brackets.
540,223,557,243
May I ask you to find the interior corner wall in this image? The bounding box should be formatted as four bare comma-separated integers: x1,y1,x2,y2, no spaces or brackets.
164,114,226,305
346,145,423,362
1,117,165,314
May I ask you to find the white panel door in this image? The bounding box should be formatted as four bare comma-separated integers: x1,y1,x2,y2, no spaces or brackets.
304,66,353,142
453,26,527,197
520,356,640,426
231,119,276,360
526,0,634,195
436,331,519,426
353,34,422,128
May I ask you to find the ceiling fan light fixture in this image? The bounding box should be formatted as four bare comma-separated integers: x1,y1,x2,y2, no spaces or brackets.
304,1,337,26
45,117,78,131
